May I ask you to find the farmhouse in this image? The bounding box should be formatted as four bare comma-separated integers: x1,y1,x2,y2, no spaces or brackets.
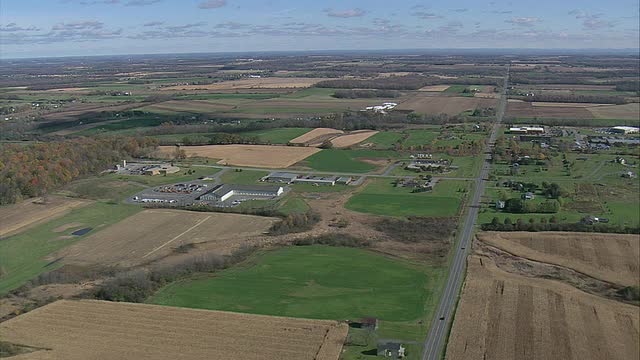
377,341,406,359
263,172,299,184
509,126,545,134
610,126,639,134
199,184,284,202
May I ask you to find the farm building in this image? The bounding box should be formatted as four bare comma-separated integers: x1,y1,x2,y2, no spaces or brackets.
508,126,545,134
610,126,639,134
144,164,180,176
263,172,299,184
293,176,337,186
336,177,353,185
199,184,284,202
377,341,406,359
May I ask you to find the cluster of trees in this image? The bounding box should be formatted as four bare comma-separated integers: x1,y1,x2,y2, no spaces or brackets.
518,93,626,105
158,133,261,146
333,89,400,99
471,107,496,117
0,136,158,204
482,217,639,234
615,81,640,93
503,198,560,214
293,233,371,247
269,211,321,235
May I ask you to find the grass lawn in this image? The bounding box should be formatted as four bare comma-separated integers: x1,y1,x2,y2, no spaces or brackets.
0,202,140,295
403,129,439,147
219,169,269,184
302,149,398,173
345,179,468,217
238,127,311,144
149,245,446,347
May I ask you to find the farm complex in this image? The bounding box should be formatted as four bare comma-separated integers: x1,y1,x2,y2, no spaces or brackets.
1,49,638,360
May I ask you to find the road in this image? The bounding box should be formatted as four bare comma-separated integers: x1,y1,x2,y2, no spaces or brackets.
421,66,510,360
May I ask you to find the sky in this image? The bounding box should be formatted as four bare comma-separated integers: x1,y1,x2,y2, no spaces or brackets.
1,0,639,58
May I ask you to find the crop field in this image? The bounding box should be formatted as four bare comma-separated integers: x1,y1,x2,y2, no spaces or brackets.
0,202,140,295
396,94,496,115
0,196,91,238
156,144,320,168
477,232,639,287
506,101,595,118
233,98,373,115
418,85,451,91
587,102,640,119
57,209,276,268
0,300,348,360
138,100,237,114
160,77,332,91
289,127,344,146
446,255,639,360
345,179,467,217
365,131,404,148
330,130,379,148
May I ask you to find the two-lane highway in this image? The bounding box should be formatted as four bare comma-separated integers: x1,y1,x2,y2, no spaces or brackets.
421,65,510,360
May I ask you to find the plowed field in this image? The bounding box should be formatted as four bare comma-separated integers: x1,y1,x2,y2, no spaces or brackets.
0,300,348,360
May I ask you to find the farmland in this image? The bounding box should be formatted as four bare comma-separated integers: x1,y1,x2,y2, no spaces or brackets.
156,144,320,168
56,209,276,268
300,149,396,173
0,300,348,360
160,77,332,91
0,196,91,238
396,94,496,115
446,254,639,360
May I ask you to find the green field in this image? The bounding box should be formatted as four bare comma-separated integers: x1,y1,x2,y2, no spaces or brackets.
366,131,404,149
403,129,439,147
238,127,311,144
219,169,269,184
149,245,446,348
0,202,140,294
302,149,397,173
346,179,468,217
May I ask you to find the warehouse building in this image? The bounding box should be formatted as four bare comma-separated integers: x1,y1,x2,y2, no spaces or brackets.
610,126,639,135
293,176,337,186
199,184,284,202
263,172,299,184
508,126,545,134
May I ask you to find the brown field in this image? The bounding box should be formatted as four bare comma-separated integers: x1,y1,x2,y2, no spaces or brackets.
517,84,617,91
396,94,496,115
140,100,237,114
477,232,639,287
418,85,451,92
40,102,143,121
0,197,91,238
446,255,639,360
157,144,320,168
161,77,332,91
506,101,594,118
331,130,379,148
290,128,344,145
531,102,610,107
587,103,640,120
43,87,90,92
56,209,276,267
0,300,348,360
235,98,375,114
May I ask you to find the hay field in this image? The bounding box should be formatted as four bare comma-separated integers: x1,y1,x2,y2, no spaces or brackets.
0,197,91,238
0,300,348,360
446,255,639,360
331,130,379,148
157,144,320,168
418,85,451,92
587,103,640,120
396,94,496,115
161,77,331,91
290,128,344,145
57,209,276,267
477,232,639,287
140,100,237,113
506,101,594,119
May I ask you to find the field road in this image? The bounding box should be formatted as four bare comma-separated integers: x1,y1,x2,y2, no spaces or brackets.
421,66,510,360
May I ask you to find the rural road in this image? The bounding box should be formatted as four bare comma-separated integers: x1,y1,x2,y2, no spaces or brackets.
421,65,510,360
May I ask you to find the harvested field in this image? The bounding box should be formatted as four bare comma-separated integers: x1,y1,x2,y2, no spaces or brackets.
446,255,639,360
477,232,639,287
43,87,90,92
396,94,496,115
331,130,379,148
0,300,348,360
587,103,640,120
290,128,344,146
531,102,611,107
506,101,594,119
161,77,332,91
157,144,320,168
519,84,617,91
0,197,91,238
56,209,276,267
40,102,143,121
418,85,451,92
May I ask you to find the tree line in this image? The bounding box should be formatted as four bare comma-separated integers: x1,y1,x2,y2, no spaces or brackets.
481,216,639,234
0,136,158,204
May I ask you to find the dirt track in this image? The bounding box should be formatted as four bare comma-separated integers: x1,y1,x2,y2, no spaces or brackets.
0,300,348,360
56,209,276,267
0,197,91,238
478,232,639,287
446,254,639,360
157,144,320,168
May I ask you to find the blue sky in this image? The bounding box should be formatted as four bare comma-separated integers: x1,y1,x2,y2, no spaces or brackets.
1,0,639,58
